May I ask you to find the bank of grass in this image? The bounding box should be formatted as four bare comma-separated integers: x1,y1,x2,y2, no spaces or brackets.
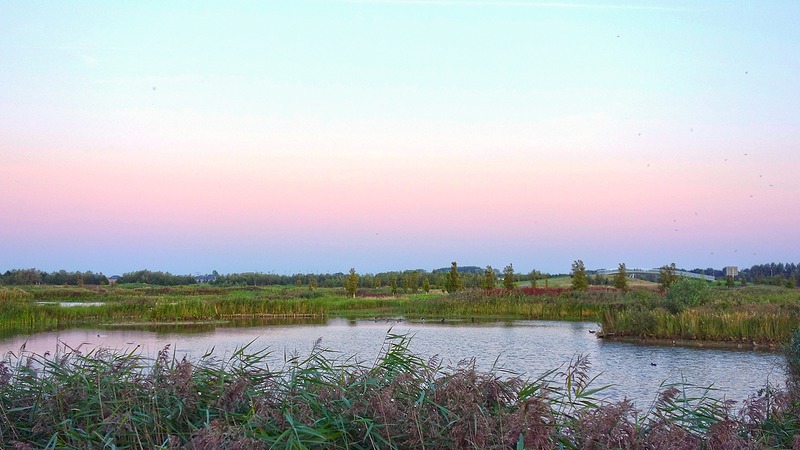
600,284,800,345
2,283,799,345
2,332,799,449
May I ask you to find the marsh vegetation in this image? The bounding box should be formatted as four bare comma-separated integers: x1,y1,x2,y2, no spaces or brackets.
1,281,798,346
1,333,799,449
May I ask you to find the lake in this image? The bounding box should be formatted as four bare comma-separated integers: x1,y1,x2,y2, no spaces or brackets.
0,318,786,407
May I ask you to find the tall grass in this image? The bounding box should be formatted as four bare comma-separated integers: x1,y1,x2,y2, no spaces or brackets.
3,284,799,344
600,286,800,344
1,333,797,449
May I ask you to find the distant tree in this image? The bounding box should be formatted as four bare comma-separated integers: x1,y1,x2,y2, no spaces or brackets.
529,270,537,288
409,271,420,293
402,274,410,293
503,264,515,290
308,277,317,291
571,260,588,291
10,269,43,285
390,276,398,295
658,263,679,289
117,269,195,286
787,277,797,289
483,266,496,290
613,263,628,291
591,273,605,286
343,268,359,298
725,276,735,288
422,278,430,293
445,261,462,294
740,275,747,287
296,277,303,288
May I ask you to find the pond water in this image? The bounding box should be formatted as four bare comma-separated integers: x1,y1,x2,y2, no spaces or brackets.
0,318,786,408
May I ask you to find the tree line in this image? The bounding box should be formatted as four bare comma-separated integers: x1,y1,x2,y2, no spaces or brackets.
0,264,538,290
0,269,108,286
3,261,797,289
741,263,800,287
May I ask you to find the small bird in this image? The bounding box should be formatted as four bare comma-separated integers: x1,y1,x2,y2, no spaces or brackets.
650,362,657,366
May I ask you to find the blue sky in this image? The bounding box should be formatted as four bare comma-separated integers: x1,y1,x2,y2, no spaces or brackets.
1,1,799,275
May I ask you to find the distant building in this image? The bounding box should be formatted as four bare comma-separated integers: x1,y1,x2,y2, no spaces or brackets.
108,275,121,284
195,274,217,283
725,266,739,278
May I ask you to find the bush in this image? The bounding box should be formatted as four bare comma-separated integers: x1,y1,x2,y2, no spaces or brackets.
664,279,709,313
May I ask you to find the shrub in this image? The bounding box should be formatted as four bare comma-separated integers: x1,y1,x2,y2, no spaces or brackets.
665,279,709,313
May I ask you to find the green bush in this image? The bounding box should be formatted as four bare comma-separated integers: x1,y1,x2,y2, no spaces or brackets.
664,279,709,313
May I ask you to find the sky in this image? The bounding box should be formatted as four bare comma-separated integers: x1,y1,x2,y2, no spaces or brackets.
1,1,799,276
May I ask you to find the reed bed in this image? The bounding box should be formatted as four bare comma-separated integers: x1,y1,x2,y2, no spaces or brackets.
3,284,799,344
1,333,797,449
600,285,800,344
0,288,33,302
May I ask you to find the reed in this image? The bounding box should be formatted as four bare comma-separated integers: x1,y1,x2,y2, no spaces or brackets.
0,333,796,449
3,284,799,345
601,301,800,343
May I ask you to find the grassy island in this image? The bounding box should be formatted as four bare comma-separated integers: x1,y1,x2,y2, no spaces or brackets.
1,280,799,346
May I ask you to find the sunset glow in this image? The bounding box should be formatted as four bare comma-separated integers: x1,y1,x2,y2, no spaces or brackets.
2,1,798,275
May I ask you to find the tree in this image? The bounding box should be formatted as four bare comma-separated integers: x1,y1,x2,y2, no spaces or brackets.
445,261,462,294
659,263,679,289
529,270,537,288
343,268,359,298
422,278,430,293
503,264,515,290
390,276,398,295
726,276,735,288
308,277,318,291
483,266,496,290
409,271,420,293
613,263,628,291
571,260,588,291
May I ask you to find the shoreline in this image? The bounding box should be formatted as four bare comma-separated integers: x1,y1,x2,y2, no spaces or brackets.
597,334,783,352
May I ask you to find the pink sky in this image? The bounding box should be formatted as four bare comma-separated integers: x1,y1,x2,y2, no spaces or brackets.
2,1,799,275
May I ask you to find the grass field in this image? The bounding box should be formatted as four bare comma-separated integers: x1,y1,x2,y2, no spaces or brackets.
1,282,798,345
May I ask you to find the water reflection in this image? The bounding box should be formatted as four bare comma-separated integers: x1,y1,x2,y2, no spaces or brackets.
0,318,785,407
